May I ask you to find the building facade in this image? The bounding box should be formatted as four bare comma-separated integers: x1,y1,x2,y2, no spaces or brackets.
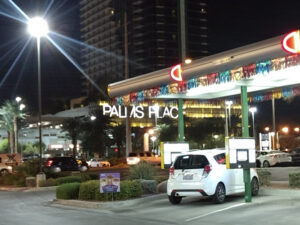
79,0,208,97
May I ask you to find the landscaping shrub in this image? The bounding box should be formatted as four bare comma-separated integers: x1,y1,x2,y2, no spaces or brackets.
289,173,300,188
257,169,271,186
153,175,168,184
95,180,142,201
83,173,99,180
78,180,99,200
140,179,157,194
14,159,40,177
55,176,83,185
56,182,80,200
3,159,41,187
78,179,142,201
128,161,156,180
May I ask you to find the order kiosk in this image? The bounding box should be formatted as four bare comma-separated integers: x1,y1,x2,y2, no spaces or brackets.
226,138,256,169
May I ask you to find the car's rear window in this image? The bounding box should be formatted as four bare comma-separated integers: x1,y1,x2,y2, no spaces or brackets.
128,153,137,157
139,153,145,157
214,153,226,164
174,155,209,169
145,152,152,157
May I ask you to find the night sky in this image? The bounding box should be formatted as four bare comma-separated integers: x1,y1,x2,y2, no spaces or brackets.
0,0,300,129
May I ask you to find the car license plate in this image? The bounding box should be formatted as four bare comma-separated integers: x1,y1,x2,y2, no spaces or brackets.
183,174,193,180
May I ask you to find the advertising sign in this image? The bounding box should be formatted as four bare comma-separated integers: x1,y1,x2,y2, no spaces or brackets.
259,133,272,150
162,142,189,168
281,30,300,54
100,173,120,193
226,138,256,169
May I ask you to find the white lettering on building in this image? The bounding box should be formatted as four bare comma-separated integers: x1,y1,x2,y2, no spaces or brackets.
102,105,178,119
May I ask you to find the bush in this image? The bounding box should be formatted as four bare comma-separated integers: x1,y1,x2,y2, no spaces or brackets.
83,173,99,180
128,161,156,180
55,176,83,185
289,173,300,188
96,180,142,201
56,182,81,199
79,180,99,200
14,159,40,177
257,169,271,186
78,179,142,201
140,179,157,194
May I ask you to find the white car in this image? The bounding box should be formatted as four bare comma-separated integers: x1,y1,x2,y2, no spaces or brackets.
167,149,259,204
87,158,110,168
256,150,292,168
126,152,161,165
0,165,12,176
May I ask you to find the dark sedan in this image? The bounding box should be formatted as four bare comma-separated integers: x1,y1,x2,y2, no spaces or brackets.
43,157,88,173
289,147,300,166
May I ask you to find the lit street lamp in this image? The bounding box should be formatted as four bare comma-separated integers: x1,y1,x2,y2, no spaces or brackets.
249,107,257,137
150,136,157,152
27,17,49,172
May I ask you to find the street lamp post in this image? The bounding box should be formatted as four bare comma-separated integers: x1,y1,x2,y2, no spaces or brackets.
14,97,25,154
27,17,49,173
249,107,257,138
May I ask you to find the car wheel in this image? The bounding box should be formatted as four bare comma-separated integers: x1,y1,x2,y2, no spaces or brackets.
256,160,261,168
251,177,259,196
168,195,182,205
0,169,8,176
79,166,88,172
263,161,270,168
213,183,226,204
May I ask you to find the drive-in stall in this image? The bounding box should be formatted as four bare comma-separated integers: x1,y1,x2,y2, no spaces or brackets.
108,30,300,202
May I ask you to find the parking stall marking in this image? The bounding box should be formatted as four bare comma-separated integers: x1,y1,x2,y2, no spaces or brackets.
185,203,246,222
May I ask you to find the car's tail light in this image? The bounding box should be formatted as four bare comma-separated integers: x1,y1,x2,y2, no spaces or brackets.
169,166,175,175
47,160,53,167
203,165,211,177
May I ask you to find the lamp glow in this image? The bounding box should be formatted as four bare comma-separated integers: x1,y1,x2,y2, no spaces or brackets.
27,17,49,37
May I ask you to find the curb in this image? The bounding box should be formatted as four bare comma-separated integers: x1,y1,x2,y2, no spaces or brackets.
260,187,300,197
0,186,57,192
53,193,167,210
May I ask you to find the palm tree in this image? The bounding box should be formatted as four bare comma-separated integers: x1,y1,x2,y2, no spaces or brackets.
0,100,26,153
62,118,82,157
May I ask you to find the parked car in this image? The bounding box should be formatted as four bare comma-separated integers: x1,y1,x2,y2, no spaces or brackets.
126,152,161,165
87,158,111,168
0,164,12,176
256,150,292,168
0,155,14,176
167,149,259,204
43,157,88,173
289,147,300,166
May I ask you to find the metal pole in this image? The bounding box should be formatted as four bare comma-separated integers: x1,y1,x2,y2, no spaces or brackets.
124,9,132,156
272,97,277,149
178,98,184,142
252,112,255,138
37,37,43,172
241,86,251,203
225,102,229,137
179,0,186,61
228,104,231,129
178,0,186,143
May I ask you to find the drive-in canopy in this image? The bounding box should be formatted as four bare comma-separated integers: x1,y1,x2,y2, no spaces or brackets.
108,32,300,102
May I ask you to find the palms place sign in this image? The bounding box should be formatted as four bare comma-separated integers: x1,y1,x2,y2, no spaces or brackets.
102,105,179,119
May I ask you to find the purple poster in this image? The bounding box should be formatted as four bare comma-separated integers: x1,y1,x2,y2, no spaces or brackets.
100,173,120,193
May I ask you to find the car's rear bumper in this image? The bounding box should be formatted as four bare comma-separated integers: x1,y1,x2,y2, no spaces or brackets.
170,189,208,197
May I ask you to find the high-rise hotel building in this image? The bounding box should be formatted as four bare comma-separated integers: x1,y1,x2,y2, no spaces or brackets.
79,0,208,97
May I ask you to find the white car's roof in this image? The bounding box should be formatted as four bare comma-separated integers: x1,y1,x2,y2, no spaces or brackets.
183,148,225,156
